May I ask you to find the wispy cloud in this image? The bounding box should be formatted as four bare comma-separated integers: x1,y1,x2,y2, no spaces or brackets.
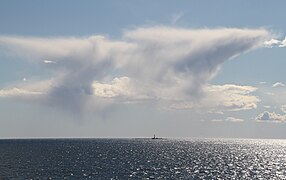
258,81,267,85
281,105,286,113
205,84,259,111
43,60,56,64
272,82,285,87
0,27,271,114
279,37,286,47
170,12,184,24
225,117,244,122
0,88,43,97
171,84,259,112
211,117,244,123
266,92,275,96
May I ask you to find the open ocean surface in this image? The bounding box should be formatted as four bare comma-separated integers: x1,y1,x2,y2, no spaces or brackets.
1,138,286,179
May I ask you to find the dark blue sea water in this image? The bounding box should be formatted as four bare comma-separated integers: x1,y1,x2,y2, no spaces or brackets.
0,138,286,179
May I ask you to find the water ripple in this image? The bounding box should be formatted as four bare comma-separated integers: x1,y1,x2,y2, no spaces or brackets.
0,138,286,179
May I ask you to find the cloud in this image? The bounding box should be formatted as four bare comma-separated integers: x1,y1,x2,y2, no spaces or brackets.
140,83,259,112
0,88,43,97
281,105,286,113
92,76,149,100
170,12,184,24
204,84,259,111
264,37,286,48
272,82,285,87
279,37,286,47
211,119,223,122
43,60,56,64
211,116,244,122
0,27,271,113
266,92,275,96
225,117,244,122
264,38,281,48
258,81,267,85
0,79,53,99
255,111,286,122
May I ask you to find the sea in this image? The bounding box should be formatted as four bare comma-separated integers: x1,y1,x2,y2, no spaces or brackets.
0,138,286,179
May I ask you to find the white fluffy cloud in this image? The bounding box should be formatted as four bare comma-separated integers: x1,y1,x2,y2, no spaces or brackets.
256,111,286,122
92,77,149,100
0,27,271,113
264,38,281,48
264,37,286,48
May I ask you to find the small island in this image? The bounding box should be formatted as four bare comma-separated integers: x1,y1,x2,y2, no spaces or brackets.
151,134,163,140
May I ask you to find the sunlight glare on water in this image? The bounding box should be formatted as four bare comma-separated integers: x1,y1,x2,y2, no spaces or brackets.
0,138,286,179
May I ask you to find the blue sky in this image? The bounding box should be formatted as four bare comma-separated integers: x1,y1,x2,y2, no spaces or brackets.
1,1,286,138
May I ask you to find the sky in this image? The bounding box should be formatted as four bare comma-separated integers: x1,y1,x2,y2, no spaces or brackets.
1,0,286,138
